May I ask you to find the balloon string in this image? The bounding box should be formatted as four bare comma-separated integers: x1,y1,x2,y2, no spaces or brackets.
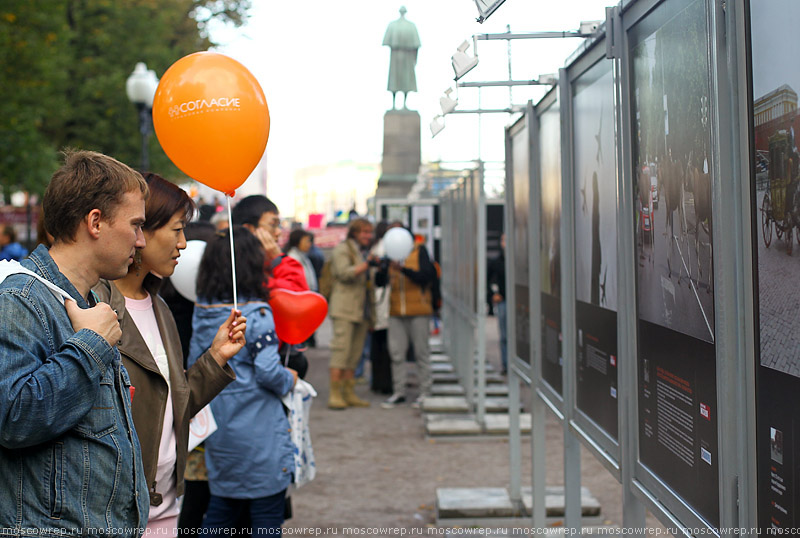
284,343,291,367
227,195,238,311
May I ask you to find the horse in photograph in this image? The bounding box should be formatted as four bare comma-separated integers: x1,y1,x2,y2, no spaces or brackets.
784,155,799,256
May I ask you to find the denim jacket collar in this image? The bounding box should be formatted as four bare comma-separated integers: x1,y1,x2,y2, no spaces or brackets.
25,244,94,308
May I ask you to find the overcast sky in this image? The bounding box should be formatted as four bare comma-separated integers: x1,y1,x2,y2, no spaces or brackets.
750,0,800,101
207,0,613,211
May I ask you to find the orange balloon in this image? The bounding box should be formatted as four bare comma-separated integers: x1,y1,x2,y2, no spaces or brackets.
152,52,269,194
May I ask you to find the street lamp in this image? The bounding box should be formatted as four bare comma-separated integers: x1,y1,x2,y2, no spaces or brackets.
126,62,159,171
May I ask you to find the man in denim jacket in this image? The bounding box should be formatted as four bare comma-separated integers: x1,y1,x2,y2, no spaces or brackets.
0,150,150,537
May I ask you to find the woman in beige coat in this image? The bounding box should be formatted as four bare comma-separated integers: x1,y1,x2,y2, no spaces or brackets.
326,218,376,409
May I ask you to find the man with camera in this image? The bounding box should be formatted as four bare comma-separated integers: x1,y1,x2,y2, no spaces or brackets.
378,226,437,409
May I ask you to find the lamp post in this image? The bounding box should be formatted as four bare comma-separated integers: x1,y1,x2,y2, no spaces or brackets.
126,62,159,171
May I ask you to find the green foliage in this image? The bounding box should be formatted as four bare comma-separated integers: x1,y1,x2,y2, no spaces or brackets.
0,1,68,196
0,0,251,194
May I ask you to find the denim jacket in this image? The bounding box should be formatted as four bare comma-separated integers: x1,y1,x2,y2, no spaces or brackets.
188,300,294,498
0,245,148,537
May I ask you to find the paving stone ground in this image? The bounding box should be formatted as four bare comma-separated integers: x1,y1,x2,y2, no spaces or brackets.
756,189,800,376
282,317,669,535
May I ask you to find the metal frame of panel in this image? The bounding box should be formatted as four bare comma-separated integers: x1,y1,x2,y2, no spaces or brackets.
618,0,718,531
558,66,584,533
709,0,752,531
563,29,623,479
564,24,650,537
438,167,492,425
499,0,758,533
616,0,750,533
504,109,529,513
739,0,773,532
533,87,564,416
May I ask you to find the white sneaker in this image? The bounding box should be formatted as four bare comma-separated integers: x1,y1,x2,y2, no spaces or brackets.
381,393,406,409
411,396,425,409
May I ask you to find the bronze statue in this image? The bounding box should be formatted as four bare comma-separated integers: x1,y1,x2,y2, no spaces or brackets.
382,6,420,109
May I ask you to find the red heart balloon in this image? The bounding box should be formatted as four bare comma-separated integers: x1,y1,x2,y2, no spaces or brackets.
269,289,328,344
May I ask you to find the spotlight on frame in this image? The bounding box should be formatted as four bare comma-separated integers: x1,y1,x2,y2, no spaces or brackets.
430,116,445,137
452,40,479,80
440,88,458,115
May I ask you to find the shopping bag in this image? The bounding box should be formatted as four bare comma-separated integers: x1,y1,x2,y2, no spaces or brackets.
281,379,317,488
188,404,217,451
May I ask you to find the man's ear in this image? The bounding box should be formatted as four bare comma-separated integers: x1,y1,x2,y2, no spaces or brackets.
86,209,103,239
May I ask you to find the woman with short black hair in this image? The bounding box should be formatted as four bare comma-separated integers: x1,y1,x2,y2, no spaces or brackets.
93,172,246,537
189,227,298,534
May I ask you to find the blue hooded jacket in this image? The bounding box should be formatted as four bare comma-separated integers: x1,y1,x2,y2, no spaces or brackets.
0,241,28,261
188,300,295,498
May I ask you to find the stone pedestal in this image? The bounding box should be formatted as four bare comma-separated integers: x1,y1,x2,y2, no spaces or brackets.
377,109,421,198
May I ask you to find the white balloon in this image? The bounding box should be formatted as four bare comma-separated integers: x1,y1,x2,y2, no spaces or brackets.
170,240,206,302
383,227,414,261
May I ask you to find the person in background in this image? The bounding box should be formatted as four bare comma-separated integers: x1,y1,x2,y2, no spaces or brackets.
487,233,507,375
35,209,54,248
307,234,325,283
231,195,308,293
0,149,150,534
327,218,376,409
369,221,393,394
354,227,379,384
93,173,246,537
380,224,437,409
0,225,28,260
197,204,217,223
190,227,297,534
285,228,318,292
233,195,309,385
210,209,229,231
305,233,325,348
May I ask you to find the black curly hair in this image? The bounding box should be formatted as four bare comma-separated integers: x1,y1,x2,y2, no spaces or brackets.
196,226,269,303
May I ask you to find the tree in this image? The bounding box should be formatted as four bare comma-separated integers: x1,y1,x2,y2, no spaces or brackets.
0,1,67,199
0,0,252,195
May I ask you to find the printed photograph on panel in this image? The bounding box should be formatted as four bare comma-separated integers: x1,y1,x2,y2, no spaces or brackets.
631,0,720,528
752,0,800,378
573,59,619,440
511,123,532,363
540,101,563,395
574,61,618,312
513,123,530,286
540,103,562,298
631,0,715,343
411,205,434,259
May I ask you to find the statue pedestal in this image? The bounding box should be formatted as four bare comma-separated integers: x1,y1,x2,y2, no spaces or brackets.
377,109,421,198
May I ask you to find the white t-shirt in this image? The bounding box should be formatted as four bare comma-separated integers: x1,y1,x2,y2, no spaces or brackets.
125,293,180,531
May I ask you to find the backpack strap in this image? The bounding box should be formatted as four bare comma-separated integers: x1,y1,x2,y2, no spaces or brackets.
0,260,72,304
